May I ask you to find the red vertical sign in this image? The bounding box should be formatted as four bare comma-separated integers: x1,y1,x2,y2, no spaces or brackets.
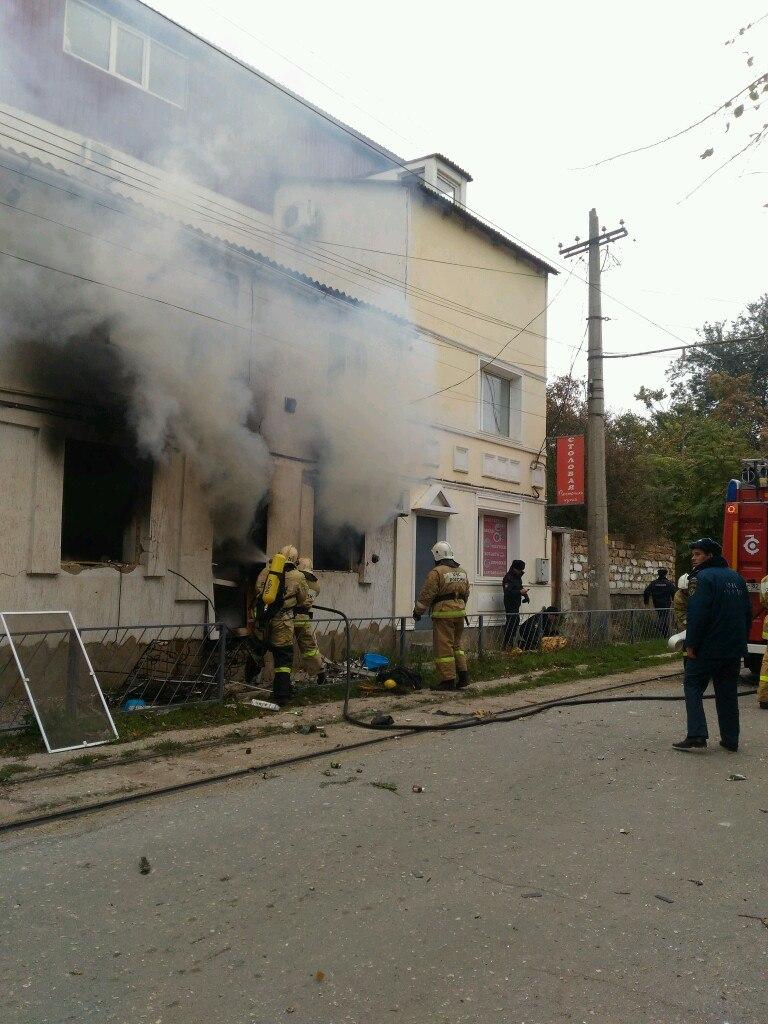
556,435,585,505
482,515,508,576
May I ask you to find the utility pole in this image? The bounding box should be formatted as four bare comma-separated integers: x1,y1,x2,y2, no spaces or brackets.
559,210,627,611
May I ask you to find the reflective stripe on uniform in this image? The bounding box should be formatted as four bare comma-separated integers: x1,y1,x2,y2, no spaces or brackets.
303,648,320,658
431,610,466,619
274,666,292,674
435,655,456,663
455,650,465,657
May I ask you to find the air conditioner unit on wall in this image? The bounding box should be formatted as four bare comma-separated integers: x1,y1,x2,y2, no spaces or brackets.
282,200,321,239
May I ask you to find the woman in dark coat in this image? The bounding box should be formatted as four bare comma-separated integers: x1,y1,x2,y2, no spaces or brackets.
502,559,529,648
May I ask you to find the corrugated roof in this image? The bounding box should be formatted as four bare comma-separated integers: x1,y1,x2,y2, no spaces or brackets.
408,153,473,182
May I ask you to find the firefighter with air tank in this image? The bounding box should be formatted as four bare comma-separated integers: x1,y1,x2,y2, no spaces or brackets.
413,541,471,690
252,545,311,706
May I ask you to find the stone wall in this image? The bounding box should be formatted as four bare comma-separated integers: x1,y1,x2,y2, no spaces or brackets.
567,530,675,610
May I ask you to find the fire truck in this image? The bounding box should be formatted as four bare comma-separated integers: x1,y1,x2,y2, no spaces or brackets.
723,458,768,675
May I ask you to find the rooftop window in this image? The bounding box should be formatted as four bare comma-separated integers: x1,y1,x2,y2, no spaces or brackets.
64,0,188,107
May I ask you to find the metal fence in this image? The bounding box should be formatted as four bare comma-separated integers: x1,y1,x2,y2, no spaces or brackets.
307,607,674,669
0,621,225,733
0,607,673,735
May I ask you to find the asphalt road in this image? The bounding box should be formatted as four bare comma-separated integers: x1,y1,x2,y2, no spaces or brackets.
1,689,767,1024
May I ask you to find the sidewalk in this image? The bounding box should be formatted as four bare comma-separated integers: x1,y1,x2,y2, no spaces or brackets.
0,660,684,828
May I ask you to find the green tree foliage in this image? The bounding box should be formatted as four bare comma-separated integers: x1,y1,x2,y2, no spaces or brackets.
667,294,768,446
546,377,660,544
547,325,761,568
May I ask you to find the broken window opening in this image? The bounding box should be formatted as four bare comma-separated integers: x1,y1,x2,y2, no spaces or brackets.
61,438,152,565
313,519,365,573
212,502,269,629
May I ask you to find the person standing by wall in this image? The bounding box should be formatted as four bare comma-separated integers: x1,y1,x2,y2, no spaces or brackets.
502,559,529,650
643,568,676,635
673,537,752,752
413,541,470,690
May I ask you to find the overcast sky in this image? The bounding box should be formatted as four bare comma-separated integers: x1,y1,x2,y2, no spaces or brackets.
148,0,767,412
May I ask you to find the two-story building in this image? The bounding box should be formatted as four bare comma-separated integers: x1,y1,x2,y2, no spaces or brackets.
0,0,556,632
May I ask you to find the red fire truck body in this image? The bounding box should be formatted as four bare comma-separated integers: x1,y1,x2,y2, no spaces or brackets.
722,460,768,674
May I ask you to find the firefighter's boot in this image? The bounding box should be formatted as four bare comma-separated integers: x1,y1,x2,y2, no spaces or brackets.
273,674,295,706
456,670,470,689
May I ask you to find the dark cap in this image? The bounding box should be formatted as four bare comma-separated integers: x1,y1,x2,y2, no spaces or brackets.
689,537,722,556
511,559,525,571
657,568,668,577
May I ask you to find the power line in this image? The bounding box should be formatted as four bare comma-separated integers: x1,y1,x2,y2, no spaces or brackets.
598,335,766,360
0,115,578,353
411,263,578,404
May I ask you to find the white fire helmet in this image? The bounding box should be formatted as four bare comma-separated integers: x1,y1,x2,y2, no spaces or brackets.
431,541,455,562
280,545,299,564
677,573,689,591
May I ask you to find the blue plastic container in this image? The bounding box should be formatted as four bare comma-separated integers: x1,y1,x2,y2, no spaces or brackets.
362,652,390,671
122,698,148,711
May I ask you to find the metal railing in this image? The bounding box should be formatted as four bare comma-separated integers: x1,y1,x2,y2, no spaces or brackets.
0,607,674,736
0,621,226,733
306,607,674,668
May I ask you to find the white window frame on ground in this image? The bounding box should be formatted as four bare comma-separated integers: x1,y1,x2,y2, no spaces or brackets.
64,0,188,108
477,510,520,580
479,362,522,440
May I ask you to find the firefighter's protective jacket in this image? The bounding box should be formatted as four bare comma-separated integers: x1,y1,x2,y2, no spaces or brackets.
414,559,470,618
298,568,320,612
254,562,312,620
674,572,699,628
760,574,768,639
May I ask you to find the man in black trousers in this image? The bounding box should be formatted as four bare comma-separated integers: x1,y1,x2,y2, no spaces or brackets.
643,568,676,635
502,559,529,649
673,537,752,753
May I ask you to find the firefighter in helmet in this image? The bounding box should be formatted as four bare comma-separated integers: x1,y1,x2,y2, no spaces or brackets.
253,545,311,705
295,556,326,686
758,574,768,710
413,541,471,690
673,571,701,629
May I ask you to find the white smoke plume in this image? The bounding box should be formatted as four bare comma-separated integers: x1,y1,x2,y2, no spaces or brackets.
0,0,434,551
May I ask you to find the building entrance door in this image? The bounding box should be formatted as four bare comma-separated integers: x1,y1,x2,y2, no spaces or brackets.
414,515,440,630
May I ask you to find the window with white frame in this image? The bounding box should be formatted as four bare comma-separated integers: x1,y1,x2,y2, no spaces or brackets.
478,511,520,578
436,173,458,202
64,0,187,107
481,367,522,439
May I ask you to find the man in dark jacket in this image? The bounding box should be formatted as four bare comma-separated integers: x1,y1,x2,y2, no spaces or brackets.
502,559,529,649
673,537,752,752
643,568,676,635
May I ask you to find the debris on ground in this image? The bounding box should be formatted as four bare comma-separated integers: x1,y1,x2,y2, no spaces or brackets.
297,724,318,735
728,773,747,781
370,714,395,727
412,785,424,793
139,856,151,875
688,879,704,887
369,781,398,793
655,894,674,904
330,762,342,769
314,970,326,983
249,699,280,712
521,891,543,899
262,772,280,781
320,776,356,788
619,828,631,835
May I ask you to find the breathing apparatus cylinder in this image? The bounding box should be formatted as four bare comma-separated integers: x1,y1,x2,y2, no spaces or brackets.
262,553,286,606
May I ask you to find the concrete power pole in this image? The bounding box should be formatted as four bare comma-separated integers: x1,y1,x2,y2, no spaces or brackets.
559,210,627,611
